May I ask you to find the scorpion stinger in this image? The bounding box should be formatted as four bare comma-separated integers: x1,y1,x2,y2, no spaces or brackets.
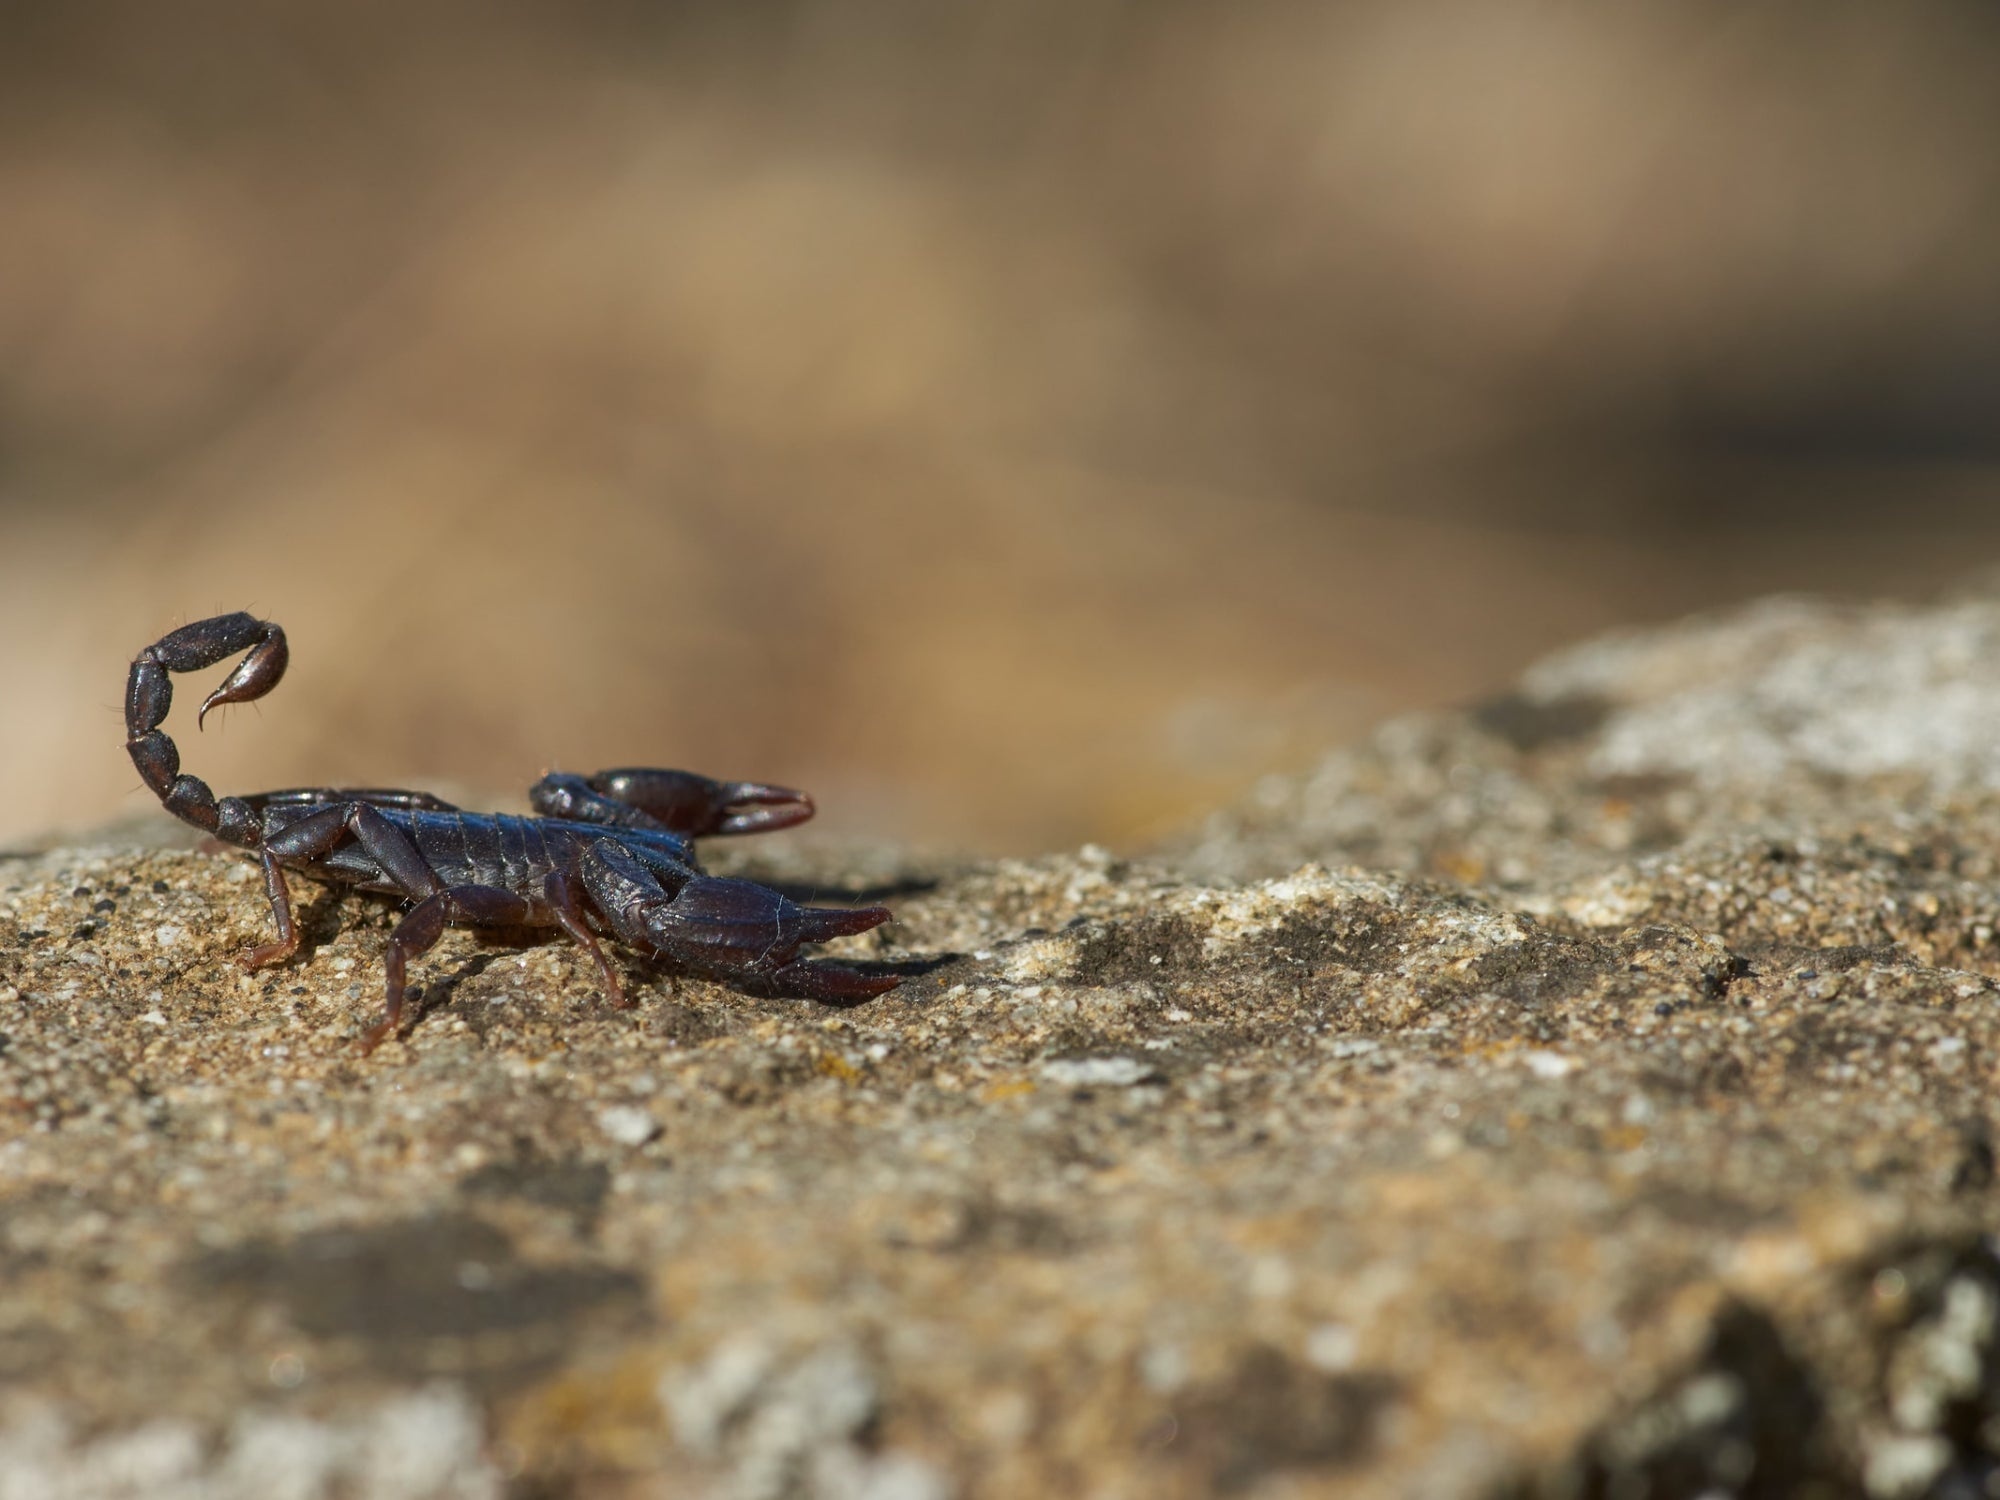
126,612,289,846
126,612,904,1052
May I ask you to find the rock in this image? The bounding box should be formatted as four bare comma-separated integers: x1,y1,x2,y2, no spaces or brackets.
10,592,2000,1496
1178,590,2000,895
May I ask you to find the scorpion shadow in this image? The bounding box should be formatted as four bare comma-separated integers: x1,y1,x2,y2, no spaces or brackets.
286,883,364,964
625,949,960,1010
404,950,507,1028
396,925,960,1033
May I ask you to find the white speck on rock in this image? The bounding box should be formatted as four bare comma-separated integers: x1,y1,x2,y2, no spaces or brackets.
217,1411,344,1500
596,1106,661,1147
1555,879,1657,930
663,1337,776,1456
1888,1274,1996,1433
1248,1253,1295,1300
810,1449,952,1500
1138,1342,1188,1393
0,1385,498,1500
1038,1057,1159,1089
1863,1431,1951,1500
1304,1322,1359,1372
66,1418,204,1496
662,1341,923,1500
1927,1036,1966,1067
1521,1050,1578,1080
350,1384,496,1500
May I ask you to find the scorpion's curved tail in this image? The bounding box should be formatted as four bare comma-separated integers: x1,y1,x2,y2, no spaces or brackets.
126,612,288,847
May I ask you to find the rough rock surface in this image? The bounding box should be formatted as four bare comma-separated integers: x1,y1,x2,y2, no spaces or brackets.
13,593,2000,1498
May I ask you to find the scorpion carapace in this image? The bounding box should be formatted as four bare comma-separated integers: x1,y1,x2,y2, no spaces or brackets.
127,612,899,1051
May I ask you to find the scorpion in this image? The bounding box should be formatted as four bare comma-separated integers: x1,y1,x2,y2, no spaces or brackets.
126,612,899,1051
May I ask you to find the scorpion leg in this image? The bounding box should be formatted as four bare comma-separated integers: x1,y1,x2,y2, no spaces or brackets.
342,804,444,900
236,805,349,969
235,803,443,971
575,839,681,950
530,769,814,837
244,850,301,969
365,885,538,1053
543,867,630,1010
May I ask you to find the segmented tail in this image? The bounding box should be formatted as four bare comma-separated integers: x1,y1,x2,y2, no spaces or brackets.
126,613,288,845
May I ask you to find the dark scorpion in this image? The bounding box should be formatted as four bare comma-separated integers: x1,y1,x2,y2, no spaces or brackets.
126,612,899,1051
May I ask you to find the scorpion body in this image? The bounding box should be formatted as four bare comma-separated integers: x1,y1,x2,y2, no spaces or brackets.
126,613,897,1050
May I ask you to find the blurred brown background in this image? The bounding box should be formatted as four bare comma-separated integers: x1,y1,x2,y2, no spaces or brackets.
6,0,2000,853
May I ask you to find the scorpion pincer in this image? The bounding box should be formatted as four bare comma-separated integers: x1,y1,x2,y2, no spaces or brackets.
126,613,899,1051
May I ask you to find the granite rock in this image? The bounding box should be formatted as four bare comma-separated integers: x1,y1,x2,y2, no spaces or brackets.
10,594,2000,1497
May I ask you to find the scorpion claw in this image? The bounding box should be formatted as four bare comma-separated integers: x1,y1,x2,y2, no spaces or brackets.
703,781,816,836
638,877,892,988
794,903,892,942
586,769,815,836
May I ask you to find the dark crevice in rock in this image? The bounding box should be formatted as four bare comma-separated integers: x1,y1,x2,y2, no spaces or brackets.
1514,1240,2000,1500
1505,1301,1843,1500
1165,1344,1400,1493
459,1155,613,1233
1473,692,1617,753
185,1211,648,1391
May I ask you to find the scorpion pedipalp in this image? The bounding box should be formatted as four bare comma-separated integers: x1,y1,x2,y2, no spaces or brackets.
639,878,899,1002
594,769,816,836
575,841,894,1003
531,768,815,837
638,875,888,963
